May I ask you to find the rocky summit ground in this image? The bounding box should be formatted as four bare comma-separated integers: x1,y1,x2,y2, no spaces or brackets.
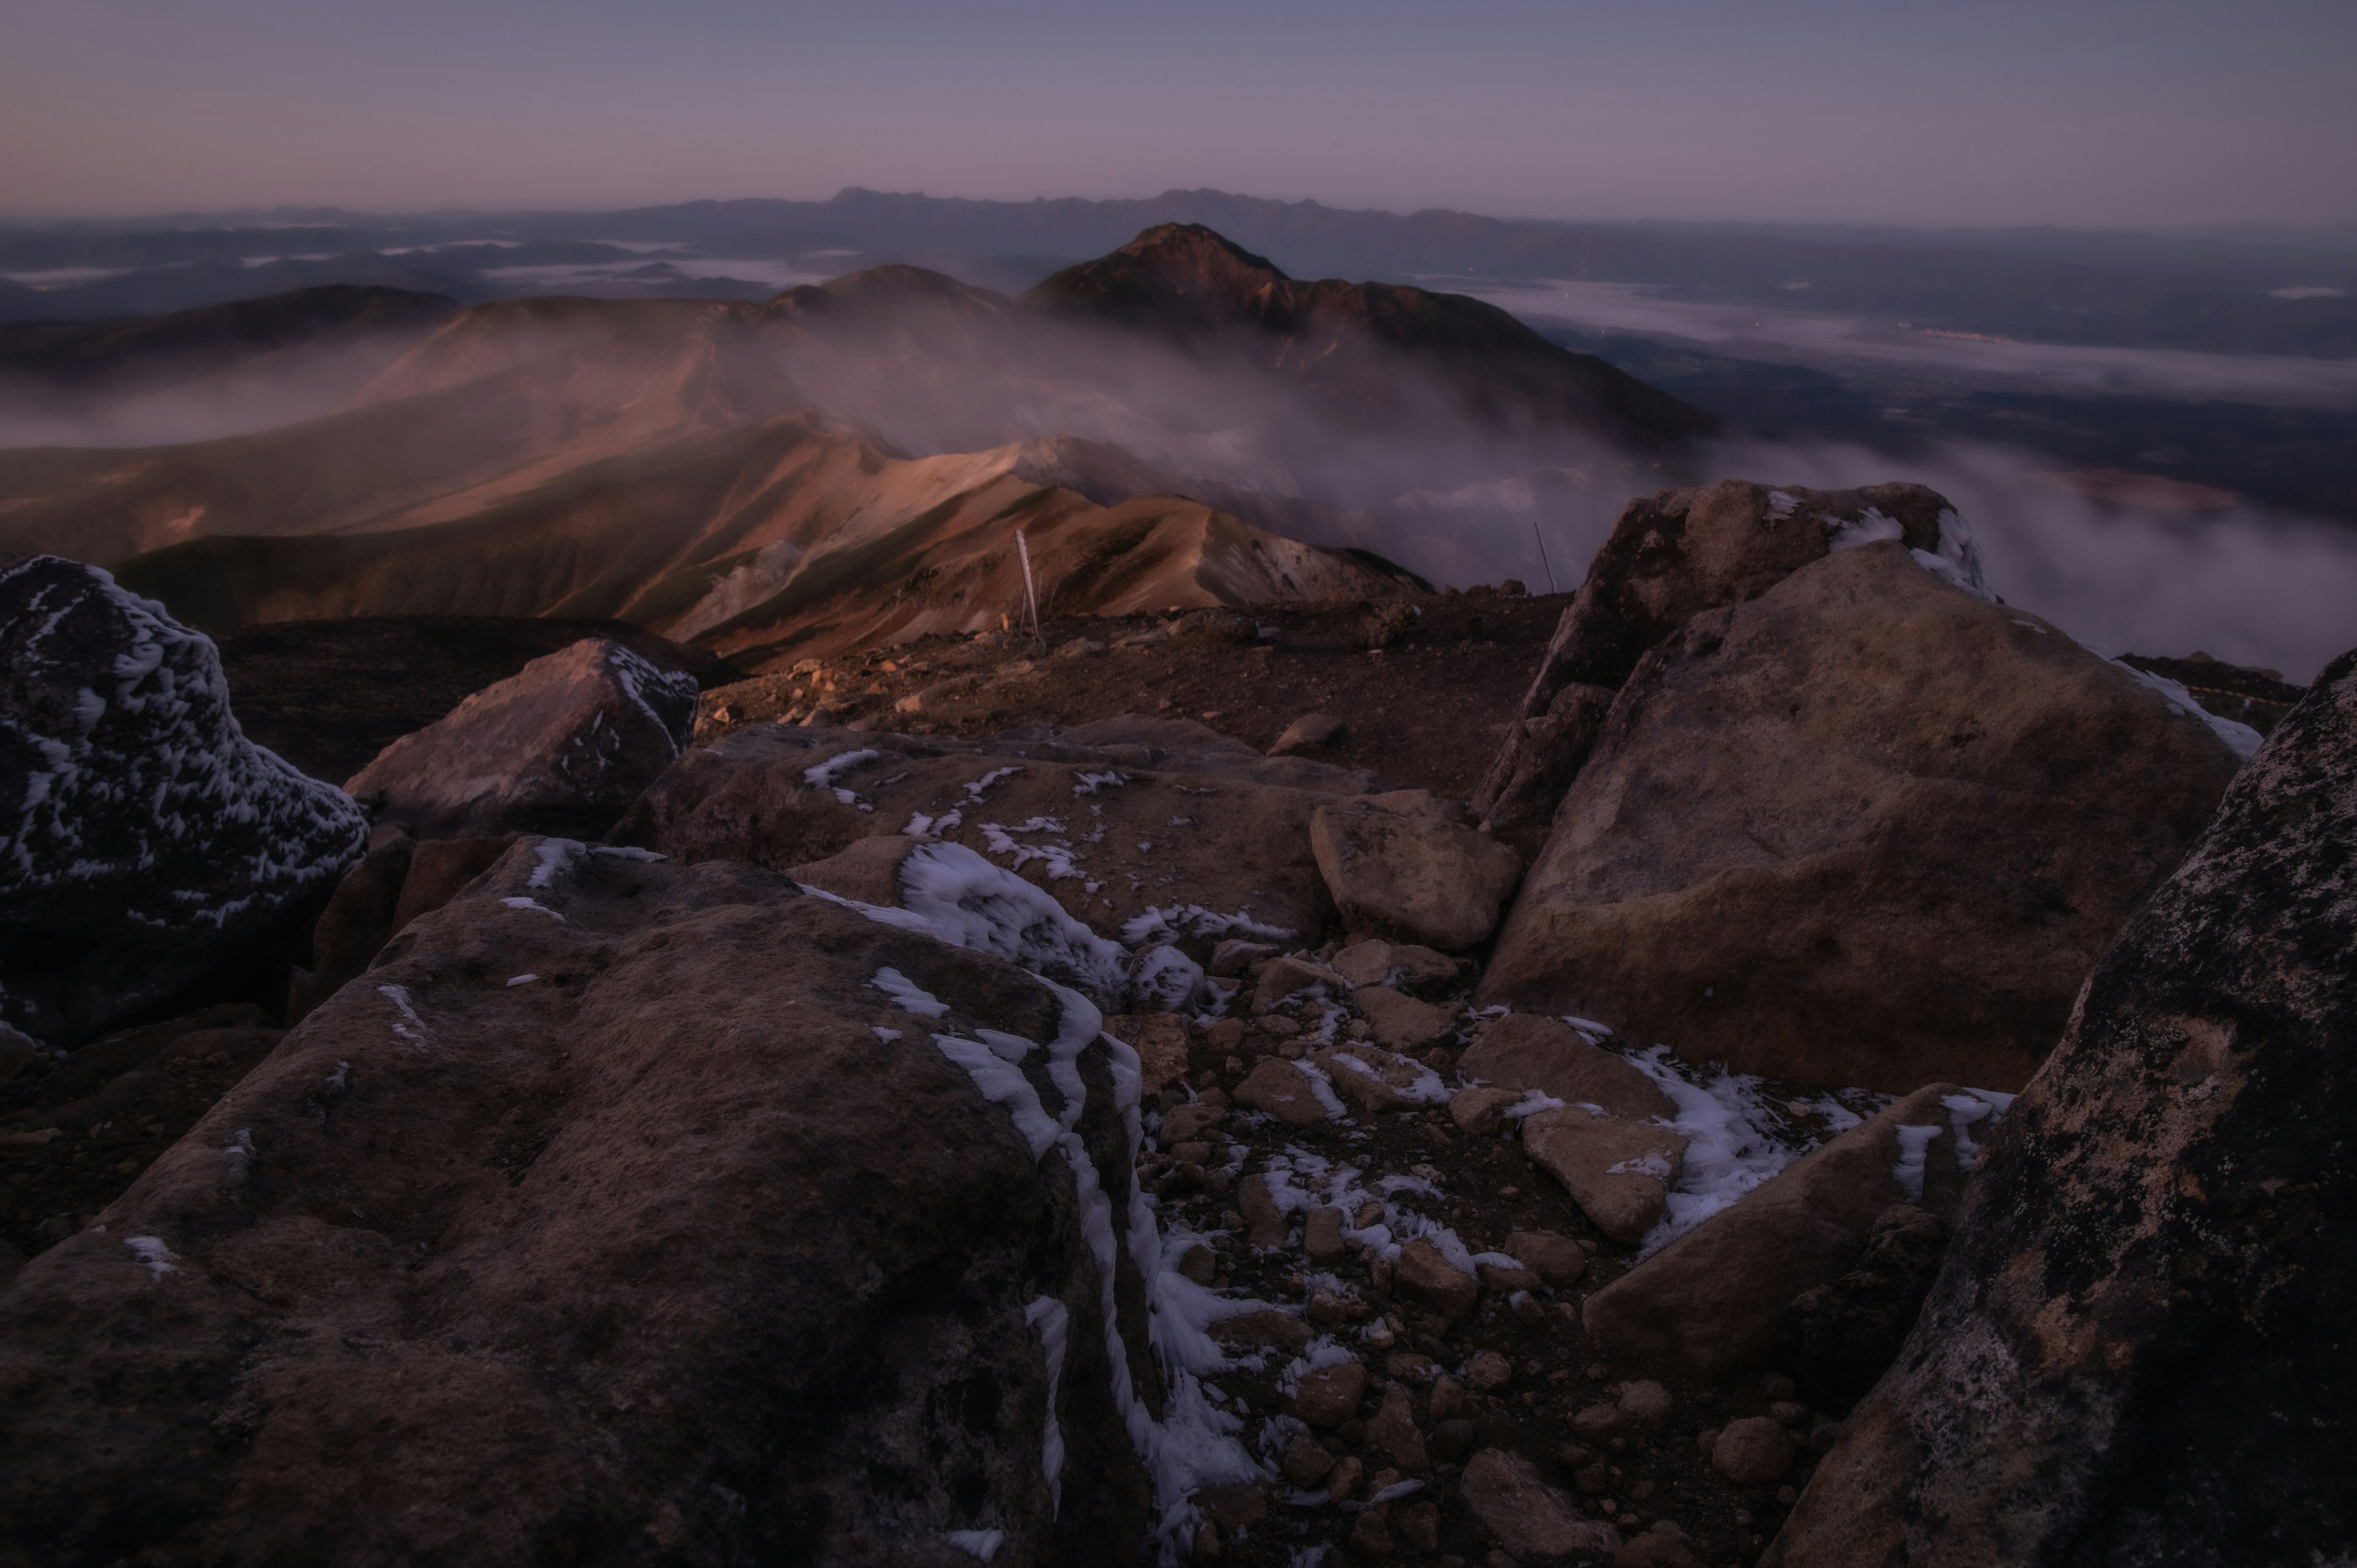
692,588,1571,803
5,509,2346,1568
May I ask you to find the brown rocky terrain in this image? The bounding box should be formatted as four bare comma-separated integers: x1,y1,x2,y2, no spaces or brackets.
2,462,2342,1568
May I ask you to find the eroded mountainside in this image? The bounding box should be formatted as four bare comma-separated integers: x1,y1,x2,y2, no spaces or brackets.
0,225,1713,666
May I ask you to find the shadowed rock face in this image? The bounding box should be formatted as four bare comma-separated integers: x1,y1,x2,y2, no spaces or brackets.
1767,647,2357,1568
1481,543,2240,1093
0,841,1155,1566
0,555,366,1043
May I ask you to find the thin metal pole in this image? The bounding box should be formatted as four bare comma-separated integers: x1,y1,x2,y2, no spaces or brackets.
1015,530,1045,653
1532,517,1558,595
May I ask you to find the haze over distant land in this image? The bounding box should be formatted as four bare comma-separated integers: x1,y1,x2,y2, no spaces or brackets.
3,0,2351,226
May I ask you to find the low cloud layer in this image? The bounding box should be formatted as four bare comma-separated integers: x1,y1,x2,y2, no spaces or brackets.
1463,280,2357,409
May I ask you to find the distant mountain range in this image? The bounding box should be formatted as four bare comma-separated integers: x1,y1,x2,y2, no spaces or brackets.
0,225,1708,665
6,187,2355,358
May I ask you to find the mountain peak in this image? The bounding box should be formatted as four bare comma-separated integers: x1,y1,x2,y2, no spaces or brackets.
1023,223,1293,330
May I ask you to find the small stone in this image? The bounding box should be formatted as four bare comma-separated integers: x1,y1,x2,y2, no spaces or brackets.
1209,1309,1314,1353
1466,1351,1514,1391
1271,713,1350,757
1395,1499,1441,1552
1458,1450,1621,1560
1291,1360,1370,1429
1193,1520,1220,1559
1348,1510,1395,1560
1711,1417,1797,1485
1305,1205,1349,1263
1770,1400,1811,1427
1353,985,1454,1050
1325,1454,1364,1502
1761,1374,1799,1401
1512,1293,1549,1330
1206,1018,1246,1051
1519,1106,1689,1243
1309,1289,1355,1327
1449,1085,1522,1136
1162,1102,1226,1142
1505,1229,1590,1288
1618,1380,1674,1426
1430,1375,1466,1422
1572,1402,1624,1439
1367,1385,1429,1472
1282,1432,1339,1488
1385,1351,1436,1384
1178,1244,1218,1283
1237,1173,1288,1249
1575,1463,1611,1496
1171,1140,1213,1166
1234,1059,1332,1125
1431,1418,1476,1461
1210,939,1279,977
1255,955,1347,1014
1255,1014,1304,1038
1476,1261,1541,1294
1393,1237,1480,1324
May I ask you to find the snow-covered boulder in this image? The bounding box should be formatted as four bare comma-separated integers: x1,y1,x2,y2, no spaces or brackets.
344,637,697,840
0,555,366,1043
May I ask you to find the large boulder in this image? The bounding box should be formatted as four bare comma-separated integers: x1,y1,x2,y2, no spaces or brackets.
1582,1083,1986,1381
0,838,1198,1564
1308,790,1523,951
1476,481,1980,835
344,636,698,840
0,555,366,1043
1482,543,2243,1092
1510,480,1980,726
1769,649,2357,1568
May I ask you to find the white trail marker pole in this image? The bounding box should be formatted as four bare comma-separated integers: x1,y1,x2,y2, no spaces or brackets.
1015,530,1045,653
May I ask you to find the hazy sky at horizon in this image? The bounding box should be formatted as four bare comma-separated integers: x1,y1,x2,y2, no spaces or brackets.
3,0,2353,226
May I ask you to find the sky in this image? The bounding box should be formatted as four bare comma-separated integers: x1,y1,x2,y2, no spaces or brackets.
2,0,2354,225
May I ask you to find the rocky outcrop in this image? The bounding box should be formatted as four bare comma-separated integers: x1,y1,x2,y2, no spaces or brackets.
0,837,1204,1565
614,718,1379,964
1309,790,1523,951
1582,1084,1990,1381
344,636,697,840
1482,543,2242,1092
0,555,366,1043
1769,648,2357,1568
